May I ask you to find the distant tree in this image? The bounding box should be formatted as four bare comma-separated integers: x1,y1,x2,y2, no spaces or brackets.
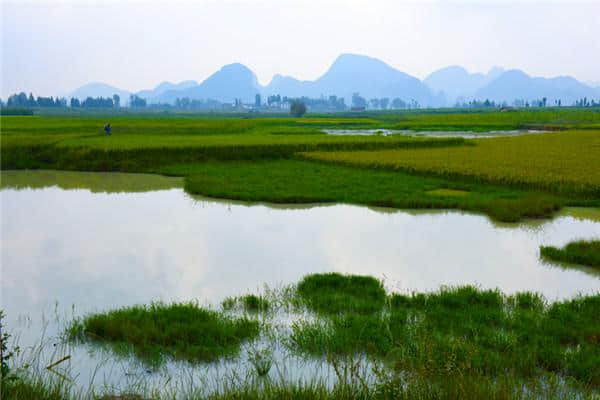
70,98,80,108
82,96,114,108
352,92,367,108
380,98,389,110
290,99,307,117
113,94,120,108
129,95,146,108
391,98,406,109
369,98,380,109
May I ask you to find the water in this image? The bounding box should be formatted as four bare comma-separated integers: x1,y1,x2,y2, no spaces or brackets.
1,170,599,395
323,129,547,138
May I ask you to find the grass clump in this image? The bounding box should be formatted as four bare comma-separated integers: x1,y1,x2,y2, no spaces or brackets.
67,302,259,365
290,275,600,387
221,294,271,312
296,273,386,315
540,240,600,268
241,295,271,312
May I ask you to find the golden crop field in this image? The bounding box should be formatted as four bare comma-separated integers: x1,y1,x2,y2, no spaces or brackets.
303,130,600,197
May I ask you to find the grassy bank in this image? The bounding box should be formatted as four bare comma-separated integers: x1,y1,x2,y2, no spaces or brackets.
541,240,600,268
2,110,599,223
174,159,564,222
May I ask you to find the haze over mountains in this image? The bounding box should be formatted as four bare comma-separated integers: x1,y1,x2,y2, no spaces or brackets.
69,54,600,107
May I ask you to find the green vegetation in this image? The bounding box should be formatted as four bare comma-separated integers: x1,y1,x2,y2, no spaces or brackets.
67,302,260,365
242,295,271,312
6,272,600,399
303,130,600,197
541,240,600,268
2,108,600,222
177,160,563,222
289,276,600,388
0,170,183,193
296,273,386,315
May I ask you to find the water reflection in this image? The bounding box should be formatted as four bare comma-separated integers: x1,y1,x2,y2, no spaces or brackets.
0,170,183,193
323,129,547,138
2,170,599,395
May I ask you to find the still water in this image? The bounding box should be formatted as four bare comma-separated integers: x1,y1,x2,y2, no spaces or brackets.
1,170,599,394
323,129,547,138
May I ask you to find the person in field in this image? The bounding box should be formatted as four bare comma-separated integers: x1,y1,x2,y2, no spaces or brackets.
104,123,111,135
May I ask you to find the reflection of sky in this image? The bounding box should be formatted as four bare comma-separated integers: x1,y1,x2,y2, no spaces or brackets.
1,184,600,393
2,186,600,321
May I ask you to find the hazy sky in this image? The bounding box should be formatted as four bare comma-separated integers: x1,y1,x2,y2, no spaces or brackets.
2,0,599,97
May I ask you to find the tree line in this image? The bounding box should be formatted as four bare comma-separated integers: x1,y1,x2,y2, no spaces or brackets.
3,92,147,108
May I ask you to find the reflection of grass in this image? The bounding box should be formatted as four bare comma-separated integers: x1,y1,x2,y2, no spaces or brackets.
541,240,600,268
67,302,259,365
0,170,183,193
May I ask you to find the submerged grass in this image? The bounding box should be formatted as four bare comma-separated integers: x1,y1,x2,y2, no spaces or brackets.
540,240,600,268
5,271,600,399
290,276,600,388
66,302,259,365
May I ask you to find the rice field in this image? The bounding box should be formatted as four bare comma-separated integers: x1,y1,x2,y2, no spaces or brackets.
303,130,600,197
2,108,599,221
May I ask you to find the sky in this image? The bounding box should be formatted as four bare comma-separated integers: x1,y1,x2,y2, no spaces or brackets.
2,0,600,97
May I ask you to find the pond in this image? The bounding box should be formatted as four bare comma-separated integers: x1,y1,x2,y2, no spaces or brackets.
323,129,547,138
1,170,599,395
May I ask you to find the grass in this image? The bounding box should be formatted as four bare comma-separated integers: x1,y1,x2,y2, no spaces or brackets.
296,273,386,315
5,374,593,400
541,240,600,268
175,159,564,222
289,277,600,388
221,294,272,312
2,109,599,223
66,302,260,365
1,377,68,400
303,130,600,198
4,271,600,399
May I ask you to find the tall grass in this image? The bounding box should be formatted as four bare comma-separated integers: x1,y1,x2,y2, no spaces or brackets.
541,240,600,268
302,130,600,197
67,302,260,365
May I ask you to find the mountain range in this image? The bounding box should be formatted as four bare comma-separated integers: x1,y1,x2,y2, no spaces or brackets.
69,54,600,107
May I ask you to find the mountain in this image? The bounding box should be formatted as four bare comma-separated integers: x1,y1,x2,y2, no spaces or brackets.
68,55,599,107
159,63,261,103
264,74,311,98
424,66,504,104
69,82,130,101
136,80,197,102
475,69,600,104
263,53,433,106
